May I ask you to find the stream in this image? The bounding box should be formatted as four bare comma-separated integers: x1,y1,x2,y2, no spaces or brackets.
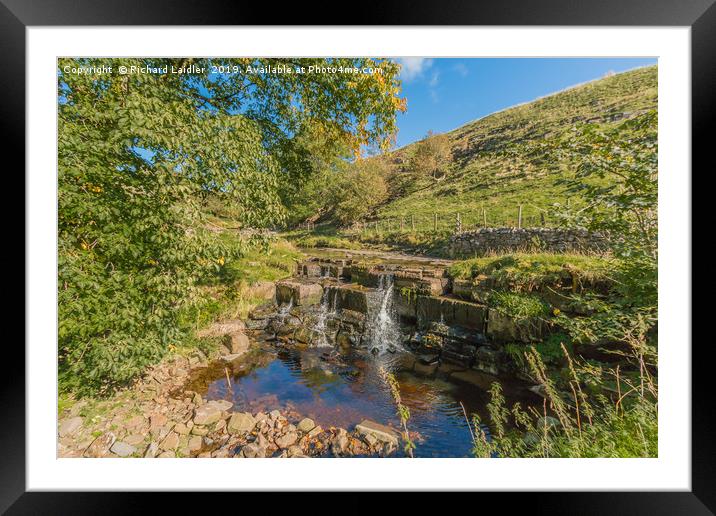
196,247,542,457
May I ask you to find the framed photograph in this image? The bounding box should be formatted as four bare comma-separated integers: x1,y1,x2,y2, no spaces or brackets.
9,0,709,511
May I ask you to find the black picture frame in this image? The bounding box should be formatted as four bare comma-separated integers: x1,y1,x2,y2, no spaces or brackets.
5,0,708,512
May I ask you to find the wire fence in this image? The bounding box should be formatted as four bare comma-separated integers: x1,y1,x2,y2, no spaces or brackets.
297,205,558,234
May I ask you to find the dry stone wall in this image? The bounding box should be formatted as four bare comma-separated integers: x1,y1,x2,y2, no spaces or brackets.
448,228,607,257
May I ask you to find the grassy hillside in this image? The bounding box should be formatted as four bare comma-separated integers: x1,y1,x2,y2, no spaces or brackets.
376,65,657,230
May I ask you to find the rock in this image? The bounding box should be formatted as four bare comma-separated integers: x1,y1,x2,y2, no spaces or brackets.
144,442,159,458
84,432,116,458
196,318,246,338
269,410,281,420
193,400,232,425
191,425,209,436
287,445,305,458
245,318,269,331
275,281,323,307
125,415,147,431
240,442,266,458
157,451,175,458
330,430,350,456
227,412,256,435
174,423,190,435
275,431,299,449
58,416,83,437
307,426,323,439
297,418,316,434
159,432,180,451
221,354,244,362
124,434,146,446
487,310,544,343
472,346,501,376
110,441,137,457
248,281,276,300
355,420,399,446
188,436,203,452
363,433,378,447
229,332,250,355
149,413,168,430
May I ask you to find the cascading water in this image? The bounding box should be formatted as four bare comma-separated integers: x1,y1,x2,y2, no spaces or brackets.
277,298,293,322
312,288,336,348
366,274,402,355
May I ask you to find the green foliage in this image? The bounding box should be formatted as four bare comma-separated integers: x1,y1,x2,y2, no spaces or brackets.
291,234,362,250
471,346,657,458
58,57,402,395
378,367,415,457
330,159,390,225
448,252,613,290
488,291,550,319
407,130,452,181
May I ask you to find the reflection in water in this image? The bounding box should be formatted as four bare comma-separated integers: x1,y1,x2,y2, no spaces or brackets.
204,343,539,457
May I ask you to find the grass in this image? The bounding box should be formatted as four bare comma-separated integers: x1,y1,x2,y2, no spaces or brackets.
448,252,613,290
488,291,550,319
471,344,657,458
374,66,657,230
177,227,304,352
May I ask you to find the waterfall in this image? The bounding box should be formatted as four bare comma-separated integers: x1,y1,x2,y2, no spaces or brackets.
277,298,293,322
312,288,336,348
366,274,402,355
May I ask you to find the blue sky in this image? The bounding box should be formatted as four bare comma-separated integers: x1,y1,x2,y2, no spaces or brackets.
393,57,657,148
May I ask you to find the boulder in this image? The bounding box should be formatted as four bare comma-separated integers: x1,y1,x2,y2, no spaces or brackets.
149,413,168,431
227,412,256,435
472,346,501,375
196,318,246,338
144,442,159,458
297,418,316,434
159,432,180,451
188,436,203,452
487,310,544,343
307,426,323,439
193,400,232,426
354,420,399,446
84,432,116,458
58,416,83,437
240,442,266,458
229,332,251,355
275,431,299,449
110,441,137,457
275,281,323,306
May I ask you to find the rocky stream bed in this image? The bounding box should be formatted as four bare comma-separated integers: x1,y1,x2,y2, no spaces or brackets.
59,247,587,458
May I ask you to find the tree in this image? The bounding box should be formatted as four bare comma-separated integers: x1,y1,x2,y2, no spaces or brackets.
555,111,658,345
330,158,390,225
58,57,405,394
408,130,452,180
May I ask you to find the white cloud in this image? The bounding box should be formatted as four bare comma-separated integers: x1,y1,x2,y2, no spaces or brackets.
428,71,440,87
398,57,433,82
453,62,469,77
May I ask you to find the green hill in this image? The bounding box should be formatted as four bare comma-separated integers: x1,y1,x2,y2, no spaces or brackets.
376,65,657,230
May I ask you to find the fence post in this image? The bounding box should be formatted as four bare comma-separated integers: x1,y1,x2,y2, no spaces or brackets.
482,207,487,228
541,212,546,226
400,216,404,232
375,221,379,233
411,214,415,232
455,212,462,234
517,205,523,229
